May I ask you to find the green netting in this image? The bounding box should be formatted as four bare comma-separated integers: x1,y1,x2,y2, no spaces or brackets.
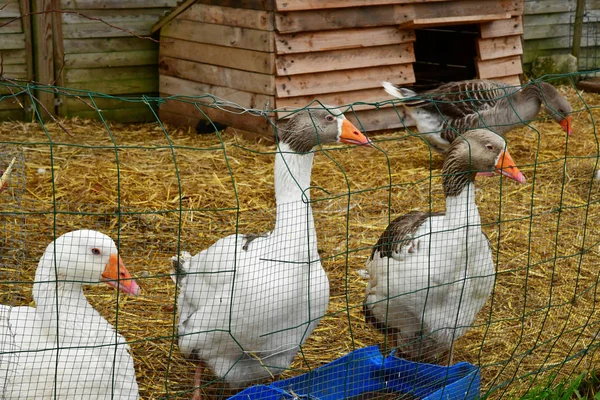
0,72,599,399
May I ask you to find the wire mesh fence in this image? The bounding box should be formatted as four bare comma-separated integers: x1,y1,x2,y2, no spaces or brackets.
0,72,600,399
570,10,600,73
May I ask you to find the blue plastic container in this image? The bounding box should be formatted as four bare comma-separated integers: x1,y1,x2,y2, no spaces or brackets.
229,346,480,400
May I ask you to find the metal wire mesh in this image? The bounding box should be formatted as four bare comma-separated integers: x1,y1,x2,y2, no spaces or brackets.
0,72,599,399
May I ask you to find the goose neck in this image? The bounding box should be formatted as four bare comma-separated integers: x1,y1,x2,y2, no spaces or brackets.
272,142,316,236
444,181,481,227
33,256,110,344
274,143,315,206
508,85,542,121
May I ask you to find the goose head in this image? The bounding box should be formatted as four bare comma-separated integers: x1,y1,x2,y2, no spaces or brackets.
277,106,371,152
443,129,526,196
48,230,141,296
524,82,572,136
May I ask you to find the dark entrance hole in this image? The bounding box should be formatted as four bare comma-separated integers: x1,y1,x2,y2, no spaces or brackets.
412,24,479,86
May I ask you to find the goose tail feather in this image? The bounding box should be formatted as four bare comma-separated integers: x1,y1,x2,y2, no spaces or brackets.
382,81,426,107
170,251,192,286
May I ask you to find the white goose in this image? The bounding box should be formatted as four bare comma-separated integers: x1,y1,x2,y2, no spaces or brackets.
383,79,573,154
171,107,371,399
0,230,141,399
363,129,525,364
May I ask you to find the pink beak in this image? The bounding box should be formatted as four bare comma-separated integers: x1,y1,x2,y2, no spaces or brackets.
101,253,141,296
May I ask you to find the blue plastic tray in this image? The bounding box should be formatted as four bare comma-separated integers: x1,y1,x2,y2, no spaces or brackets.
229,346,480,400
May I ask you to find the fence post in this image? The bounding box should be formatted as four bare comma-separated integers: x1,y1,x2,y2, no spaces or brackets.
31,0,55,120
572,0,586,61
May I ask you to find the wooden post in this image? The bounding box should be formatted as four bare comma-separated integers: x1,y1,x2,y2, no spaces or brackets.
51,0,66,116
32,0,55,120
19,0,35,120
572,0,586,60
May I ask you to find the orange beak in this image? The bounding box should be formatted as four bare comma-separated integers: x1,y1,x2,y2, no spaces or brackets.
339,119,372,146
495,150,526,184
559,116,572,136
101,253,141,296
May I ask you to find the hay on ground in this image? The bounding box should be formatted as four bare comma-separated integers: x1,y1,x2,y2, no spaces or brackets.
0,86,599,399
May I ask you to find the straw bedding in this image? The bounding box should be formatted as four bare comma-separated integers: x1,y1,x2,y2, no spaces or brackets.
1,86,600,399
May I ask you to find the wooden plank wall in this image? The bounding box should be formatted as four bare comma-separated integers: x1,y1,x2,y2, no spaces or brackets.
158,2,277,133
476,15,524,85
57,0,178,122
273,0,523,129
523,0,600,72
0,0,32,121
157,0,527,133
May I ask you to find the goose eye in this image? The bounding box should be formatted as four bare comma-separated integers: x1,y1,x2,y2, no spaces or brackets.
486,144,494,150
91,248,101,255
325,115,335,122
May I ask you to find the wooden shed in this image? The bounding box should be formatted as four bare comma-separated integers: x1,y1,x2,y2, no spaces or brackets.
0,0,177,123
154,0,525,134
0,0,33,122
523,0,600,72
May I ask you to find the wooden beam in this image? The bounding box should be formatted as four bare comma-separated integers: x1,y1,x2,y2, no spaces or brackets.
19,0,34,81
275,27,415,55
32,0,55,120
0,64,30,76
524,13,573,27
63,37,157,53
159,56,275,95
194,0,274,11
0,50,27,64
61,21,152,39
275,64,415,98
51,0,66,116
276,5,410,33
67,106,157,122
276,43,415,76
60,0,177,9
65,66,157,83
159,98,274,135
480,16,523,39
0,18,23,34
160,74,275,109
1,1,22,18
401,14,511,29
276,87,394,112
476,55,522,79
0,34,25,50
524,0,571,15
64,50,158,68
161,18,274,52
0,71,27,80
523,24,571,40
61,8,170,24
572,0,586,59
152,0,196,33
18,0,34,120
276,0,523,33
477,35,523,61
494,75,521,86
64,78,158,94
346,107,408,133
159,38,275,74
178,3,274,30
275,0,451,11
65,96,151,112
523,36,570,52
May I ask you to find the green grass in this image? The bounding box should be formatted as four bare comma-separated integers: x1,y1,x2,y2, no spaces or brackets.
520,372,600,400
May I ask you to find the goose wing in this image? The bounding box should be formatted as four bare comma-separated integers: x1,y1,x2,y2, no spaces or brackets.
417,80,514,119
369,211,444,261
